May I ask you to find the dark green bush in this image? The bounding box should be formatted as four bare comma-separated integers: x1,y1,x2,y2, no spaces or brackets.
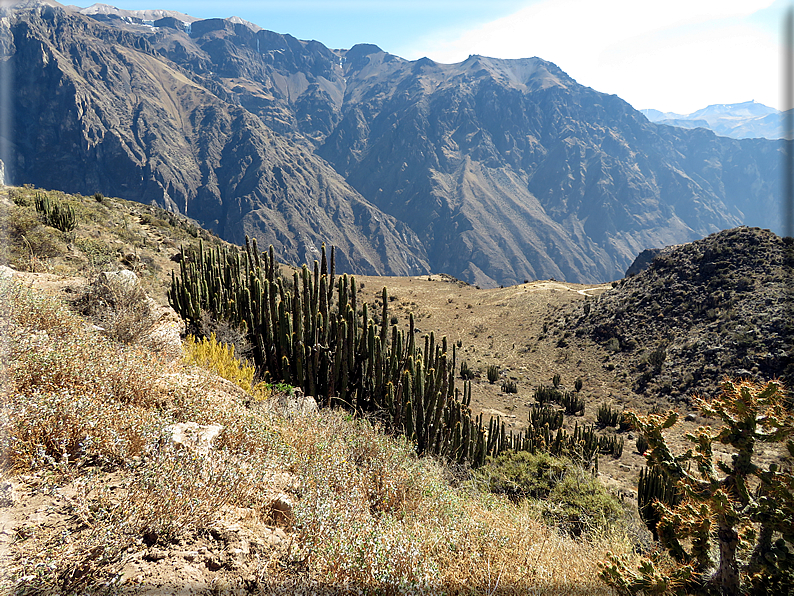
477,450,569,502
546,467,623,536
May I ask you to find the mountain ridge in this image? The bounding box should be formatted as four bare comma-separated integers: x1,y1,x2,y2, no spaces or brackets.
1,1,784,286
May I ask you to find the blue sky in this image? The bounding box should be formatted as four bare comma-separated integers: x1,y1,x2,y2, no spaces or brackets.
74,0,789,114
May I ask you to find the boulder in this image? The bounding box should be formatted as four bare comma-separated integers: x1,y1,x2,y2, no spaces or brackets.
263,388,318,419
164,422,223,456
101,269,138,290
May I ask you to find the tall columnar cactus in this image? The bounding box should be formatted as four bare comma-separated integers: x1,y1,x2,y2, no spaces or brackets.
600,379,794,596
169,240,489,467
637,466,681,540
34,192,77,232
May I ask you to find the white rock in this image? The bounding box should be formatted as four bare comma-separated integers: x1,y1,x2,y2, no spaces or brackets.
101,269,139,290
164,422,223,456
264,387,319,419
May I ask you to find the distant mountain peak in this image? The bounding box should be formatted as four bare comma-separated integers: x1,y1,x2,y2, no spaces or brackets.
75,2,199,23
642,100,782,139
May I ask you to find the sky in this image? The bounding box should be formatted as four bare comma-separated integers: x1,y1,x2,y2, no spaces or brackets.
69,0,791,114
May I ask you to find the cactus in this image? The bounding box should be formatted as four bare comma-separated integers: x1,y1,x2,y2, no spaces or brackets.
600,379,794,596
598,434,624,459
534,384,558,406
636,466,680,540
501,379,518,394
552,373,561,388
459,360,475,380
635,433,649,455
168,240,489,467
528,405,563,431
574,377,583,392
596,403,621,427
34,192,77,232
487,364,499,384
560,390,585,416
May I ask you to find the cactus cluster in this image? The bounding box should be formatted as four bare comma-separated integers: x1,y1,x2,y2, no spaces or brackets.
601,379,794,595
487,364,499,384
598,434,624,459
528,404,564,431
488,418,601,467
596,403,621,427
169,240,488,466
501,379,518,394
459,360,475,380
34,192,77,232
533,384,584,415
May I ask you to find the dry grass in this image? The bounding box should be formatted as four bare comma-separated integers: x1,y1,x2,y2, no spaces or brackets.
0,281,635,594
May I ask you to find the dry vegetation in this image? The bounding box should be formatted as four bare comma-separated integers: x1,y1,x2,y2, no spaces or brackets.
0,277,637,594
5,184,788,594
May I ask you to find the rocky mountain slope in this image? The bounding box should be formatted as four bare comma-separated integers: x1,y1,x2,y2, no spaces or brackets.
1,1,784,286
571,227,793,400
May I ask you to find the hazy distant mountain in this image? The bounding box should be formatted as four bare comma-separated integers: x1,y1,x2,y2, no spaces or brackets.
1,2,783,285
642,101,783,140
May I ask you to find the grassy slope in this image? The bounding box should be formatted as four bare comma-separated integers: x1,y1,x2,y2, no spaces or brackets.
0,229,637,595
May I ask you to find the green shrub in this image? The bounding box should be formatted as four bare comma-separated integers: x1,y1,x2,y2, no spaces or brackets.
477,450,569,502
544,465,623,537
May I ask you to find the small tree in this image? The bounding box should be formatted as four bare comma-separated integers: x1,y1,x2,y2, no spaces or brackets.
600,379,794,595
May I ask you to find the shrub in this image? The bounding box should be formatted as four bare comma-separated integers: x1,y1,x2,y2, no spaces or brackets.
544,464,623,537
477,450,569,501
600,379,794,595
184,333,269,400
77,273,156,345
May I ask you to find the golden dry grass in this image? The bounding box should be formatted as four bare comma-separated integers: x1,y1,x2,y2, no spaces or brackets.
0,280,636,594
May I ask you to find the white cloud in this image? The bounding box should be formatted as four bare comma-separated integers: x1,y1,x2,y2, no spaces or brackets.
405,0,781,113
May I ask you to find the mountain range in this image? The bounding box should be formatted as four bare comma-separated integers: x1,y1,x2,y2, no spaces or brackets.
0,1,784,286
641,101,784,140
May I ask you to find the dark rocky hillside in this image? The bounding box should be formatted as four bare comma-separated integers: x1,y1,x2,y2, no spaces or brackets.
571,227,793,400
1,1,784,286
